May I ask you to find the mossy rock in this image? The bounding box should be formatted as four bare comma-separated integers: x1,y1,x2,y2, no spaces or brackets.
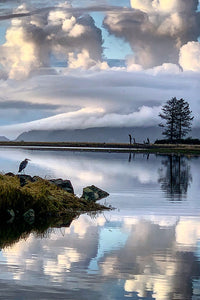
49,178,74,194
81,185,109,202
23,209,35,224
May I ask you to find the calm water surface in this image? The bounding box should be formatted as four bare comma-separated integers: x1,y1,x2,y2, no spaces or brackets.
0,147,200,299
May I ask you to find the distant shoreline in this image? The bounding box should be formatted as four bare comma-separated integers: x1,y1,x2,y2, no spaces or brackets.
1,141,200,155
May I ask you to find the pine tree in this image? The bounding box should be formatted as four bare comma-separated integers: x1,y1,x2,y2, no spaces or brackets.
159,97,178,141
175,98,194,139
159,97,194,141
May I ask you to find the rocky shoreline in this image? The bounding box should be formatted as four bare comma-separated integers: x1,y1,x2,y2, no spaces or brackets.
0,173,110,225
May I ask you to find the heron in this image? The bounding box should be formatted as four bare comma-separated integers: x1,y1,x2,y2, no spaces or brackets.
18,158,31,173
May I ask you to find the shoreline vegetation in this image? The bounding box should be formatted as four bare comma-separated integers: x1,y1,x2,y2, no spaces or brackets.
0,172,110,248
0,174,110,218
0,173,110,248
1,141,200,155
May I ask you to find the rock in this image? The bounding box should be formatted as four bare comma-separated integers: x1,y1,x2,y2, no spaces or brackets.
49,178,74,194
23,209,35,224
18,175,34,187
5,172,15,177
81,185,109,202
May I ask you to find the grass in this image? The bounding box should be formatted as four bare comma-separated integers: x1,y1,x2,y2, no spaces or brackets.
0,174,110,248
1,141,200,155
0,174,110,219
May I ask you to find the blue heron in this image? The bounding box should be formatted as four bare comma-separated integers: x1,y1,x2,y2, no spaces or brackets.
18,158,31,173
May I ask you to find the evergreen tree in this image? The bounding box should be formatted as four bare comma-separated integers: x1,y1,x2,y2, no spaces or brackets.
175,98,194,139
159,97,178,141
159,97,194,141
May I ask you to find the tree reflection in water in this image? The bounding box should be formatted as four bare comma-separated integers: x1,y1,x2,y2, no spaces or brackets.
158,155,192,200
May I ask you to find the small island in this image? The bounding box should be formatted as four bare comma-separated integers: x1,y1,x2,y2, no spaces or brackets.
0,173,110,225
0,174,110,248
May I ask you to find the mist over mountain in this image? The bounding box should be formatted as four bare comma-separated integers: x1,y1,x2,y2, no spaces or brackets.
15,126,200,143
15,127,162,143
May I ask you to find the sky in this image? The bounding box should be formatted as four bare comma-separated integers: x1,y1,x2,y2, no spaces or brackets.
0,0,200,139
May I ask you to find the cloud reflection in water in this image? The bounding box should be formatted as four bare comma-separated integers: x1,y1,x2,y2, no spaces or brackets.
0,149,199,298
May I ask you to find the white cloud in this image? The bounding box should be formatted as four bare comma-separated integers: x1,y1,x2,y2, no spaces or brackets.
1,23,45,80
0,105,161,139
146,63,181,75
0,2,105,79
68,49,109,70
130,0,196,14
179,41,200,72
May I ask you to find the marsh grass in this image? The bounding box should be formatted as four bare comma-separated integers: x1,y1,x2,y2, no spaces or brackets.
0,174,110,249
0,174,109,218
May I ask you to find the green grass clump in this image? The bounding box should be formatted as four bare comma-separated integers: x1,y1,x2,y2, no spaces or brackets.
0,175,109,218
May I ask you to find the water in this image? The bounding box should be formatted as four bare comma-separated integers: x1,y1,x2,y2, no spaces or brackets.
0,147,200,299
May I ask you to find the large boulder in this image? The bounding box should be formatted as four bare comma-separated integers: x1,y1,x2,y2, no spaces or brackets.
81,185,109,202
49,178,74,194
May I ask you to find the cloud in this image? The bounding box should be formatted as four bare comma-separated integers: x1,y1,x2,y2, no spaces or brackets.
0,2,104,79
146,63,182,75
68,49,109,70
0,67,199,138
0,105,161,138
104,0,200,68
0,100,60,110
179,41,200,72
0,0,199,138
130,0,199,14
0,4,131,22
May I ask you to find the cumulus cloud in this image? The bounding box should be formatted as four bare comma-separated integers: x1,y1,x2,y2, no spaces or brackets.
179,41,200,72
0,2,104,79
1,0,200,78
146,63,182,75
0,1,199,137
68,49,109,69
104,0,200,68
